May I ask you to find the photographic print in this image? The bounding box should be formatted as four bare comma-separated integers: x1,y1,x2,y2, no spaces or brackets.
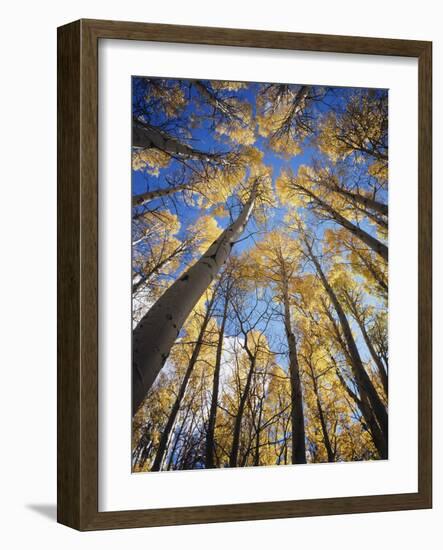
131,77,388,472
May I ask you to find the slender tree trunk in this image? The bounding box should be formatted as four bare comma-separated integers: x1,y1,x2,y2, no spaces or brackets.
345,295,389,397
132,182,258,415
132,421,153,469
194,81,244,123
333,361,361,407
321,196,388,261
308,363,334,462
177,409,200,470
296,184,388,261
351,246,388,294
306,243,388,457
334,187,388,217
132,182,189,207
151,296,215,471
132,245,185,294
253,403,264,466
334,133,388,161
205,292,229,468
133,120,216,160
354,204,388,230
229,339,256,468
282,278,306,464
358,392,387,457
316,393,334,462
332,355,387,458
166,405,192,471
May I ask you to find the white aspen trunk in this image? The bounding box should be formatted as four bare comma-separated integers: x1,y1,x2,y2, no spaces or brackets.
322,196,388,261
297,184,388,261
133,122,213,160
132,182,189,207
132,184,258,415
338,188,388,217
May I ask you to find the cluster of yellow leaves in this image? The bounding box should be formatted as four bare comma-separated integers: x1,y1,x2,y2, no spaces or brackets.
289,274,320,310
188,215,222,254
193,147,264,211
257,115,303,156
212,204,228,217
217,124,256,147
257,85,309,156
200,164,245,207
245,164,276,222
153,209,181,235
148,82,186,118
132,373,177,471
316,113,348,162
328,262,354,293
368,160,388,186
275,168,311,209
242,145,264,169
246,231,301,290
317,93,387,163
215,100,256,146
132,210,183,303
132,148,171,174
211,81,248,91
324,227,387,300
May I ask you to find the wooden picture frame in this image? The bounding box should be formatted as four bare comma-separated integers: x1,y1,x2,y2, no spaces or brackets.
57,18,432,530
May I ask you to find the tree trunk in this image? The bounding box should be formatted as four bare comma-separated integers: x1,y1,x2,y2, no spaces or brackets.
346,296,389,398
321,196,388,261
253,404,264,466
133,120,215,161
351,246,388,295
132,183,258,415
282,279,306,464
194,81,244,124
205,292,229,468
166,405,192,470
132,182,189,207
308,363,334,462
296,184,388,261
151,295,215,471
132,241,186,295
331,355,387,459
229,352,256,468
306,243,388,457
335,187,388,217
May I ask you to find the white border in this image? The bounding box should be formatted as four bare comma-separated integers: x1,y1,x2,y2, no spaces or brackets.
98,39,418,511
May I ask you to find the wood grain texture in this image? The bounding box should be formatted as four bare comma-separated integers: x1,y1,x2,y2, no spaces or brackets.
57,19,432,531
417,42,432,507
57,20,81,528
83,18,429,56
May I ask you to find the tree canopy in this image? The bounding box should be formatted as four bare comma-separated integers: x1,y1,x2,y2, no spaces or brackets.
131,77,388,470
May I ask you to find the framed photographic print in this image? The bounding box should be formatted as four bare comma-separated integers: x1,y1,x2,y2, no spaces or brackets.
57,19,432,530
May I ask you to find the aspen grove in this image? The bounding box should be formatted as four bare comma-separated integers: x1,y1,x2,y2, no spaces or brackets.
131,78,388,470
